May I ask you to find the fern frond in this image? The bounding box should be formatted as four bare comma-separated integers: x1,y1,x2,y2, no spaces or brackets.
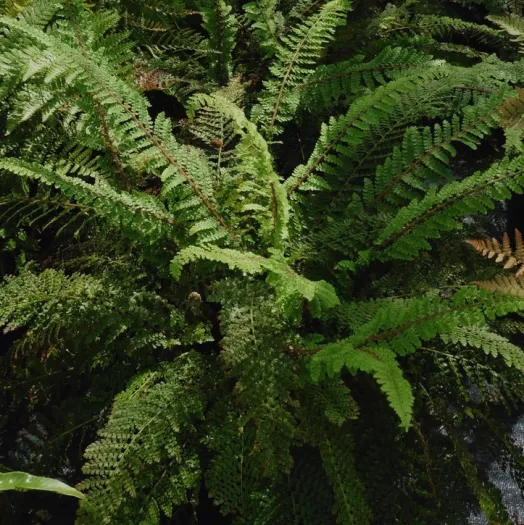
373,155,524,262
243,0,283,58
299,47,434,112
205,421,282,522
473,273,524,297
171,245,339,316
380,14,507,48
363,93,505,211
252,0,351,137
319,428,372,525
286,454,334,525
0,15,241,246
438,405,512,525
78,352,207,525
285,72,430,194
310,342,414,429
0,158,178,243
441,325,524,371
0,265,177,361
467,229,524,276
0,267,104,337
496,87,524,149
188,92,290,248
310,286,524,427
17,0,62,28
212,281,298,478
197,0,237,85
487,14,524,52
0,194,92,234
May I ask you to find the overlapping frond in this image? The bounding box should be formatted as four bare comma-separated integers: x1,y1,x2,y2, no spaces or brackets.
252,0,352,137
299,47,434,112
363,93,506,211
243,0,283,58
3,1,524,523
0,158,178,243
0,15,241,246
197,0,237,85
171,245,339,316
441,325,524,370
487,13,524,52
188,93,290,248
371,155,524,262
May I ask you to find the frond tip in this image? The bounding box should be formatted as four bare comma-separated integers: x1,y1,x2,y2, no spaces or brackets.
467,229,524,277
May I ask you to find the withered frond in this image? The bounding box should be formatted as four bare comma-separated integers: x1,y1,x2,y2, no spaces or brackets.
466,229,524,277
473,274,524,298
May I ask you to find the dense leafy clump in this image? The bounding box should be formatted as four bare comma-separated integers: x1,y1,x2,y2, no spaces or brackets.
4,0,524,524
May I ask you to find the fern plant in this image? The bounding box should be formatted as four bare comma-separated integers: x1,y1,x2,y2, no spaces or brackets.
4,0,524,524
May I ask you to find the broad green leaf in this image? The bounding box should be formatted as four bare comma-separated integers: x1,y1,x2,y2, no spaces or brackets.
0,471,85,499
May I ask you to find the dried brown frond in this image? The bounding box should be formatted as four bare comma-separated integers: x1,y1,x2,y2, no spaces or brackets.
473,274,524,297
133,65,167,92
466,229,524,277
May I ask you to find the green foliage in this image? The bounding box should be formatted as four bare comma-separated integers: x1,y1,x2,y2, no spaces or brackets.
441,324,524,370
3,1,524,524
77,352,207,525
299,46,435,112
318,429,372,525
488,13,524,52
171,245,339,316
0,471,85,499
252,0,352,137
243,0,283,58
198,0,237,85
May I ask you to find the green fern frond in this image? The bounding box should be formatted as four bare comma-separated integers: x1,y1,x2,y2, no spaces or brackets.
380,13,507,48
310,286,524,427
0,194,92,234
0,16,241,245
285,72,430,195
197,0,237,85
363,92,506,211
0,265,177,359
288,63,522,198
213,281,298,478
310,342,414,429
308,379,360,426
373,154,524,262
299,47,435,112
0,0,31,17
78,352,207,525
17,0,61,28
171,245,339,316
0,158,178,243
487,13,524,52
319,428,372,525
252,0,352,137
205,422,281,522
441,324,524,371
243,0,283,58
286,454,334,525
0,267,105,337
188,92,290,248
437,403,512,525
